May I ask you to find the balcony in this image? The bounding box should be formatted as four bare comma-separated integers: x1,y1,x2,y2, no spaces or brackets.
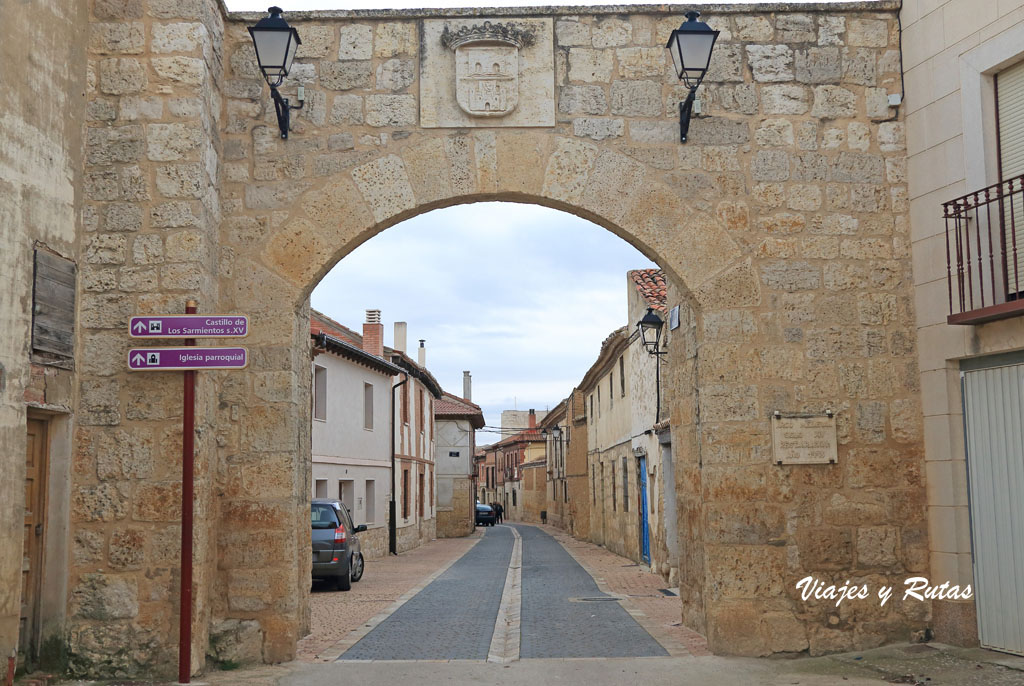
945,173,1024,325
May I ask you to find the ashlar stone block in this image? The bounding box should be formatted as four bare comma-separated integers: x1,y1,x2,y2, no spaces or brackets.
99,58,147,95
795,47,840,84
151,22,206,53
558,85,607,115
365,94,417,127
610,80,662,116
320,61,372,90
760,84,810,114
747,45,794,82
569,48,613,83
811,85,856,119
339,24,373,60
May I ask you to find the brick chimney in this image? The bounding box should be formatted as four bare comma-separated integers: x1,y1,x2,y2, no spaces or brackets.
394,321,407,354
528,408,536,429
418,339,426,367
363,309,383,357
463,371,472,401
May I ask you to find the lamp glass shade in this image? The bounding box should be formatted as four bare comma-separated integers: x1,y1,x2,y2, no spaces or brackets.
552,426,562,440
666,12,719,87
638,307,664,353
248,7,301,84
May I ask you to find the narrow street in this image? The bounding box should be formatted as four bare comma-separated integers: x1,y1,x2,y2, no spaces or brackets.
199,523,1024,686
336,524,668,661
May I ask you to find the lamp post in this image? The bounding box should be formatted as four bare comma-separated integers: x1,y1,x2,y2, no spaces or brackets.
637,307,666,424
248,6,304,139
665,11,720,143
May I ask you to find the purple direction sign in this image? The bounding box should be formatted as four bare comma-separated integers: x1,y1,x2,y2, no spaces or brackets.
130,315,248,338
128,347,248,371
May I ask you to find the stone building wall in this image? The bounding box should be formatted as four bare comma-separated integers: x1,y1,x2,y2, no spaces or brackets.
900,0,1024,645
0,0,88,668
61,0,930,673
436,475,474,538
565,391,592,541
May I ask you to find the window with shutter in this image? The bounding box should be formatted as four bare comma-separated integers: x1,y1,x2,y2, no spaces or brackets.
997,59,1024,296
32,249,76,367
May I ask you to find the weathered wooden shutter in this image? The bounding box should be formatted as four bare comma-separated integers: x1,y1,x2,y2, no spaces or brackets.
32,249,76,365
997,59,1024,295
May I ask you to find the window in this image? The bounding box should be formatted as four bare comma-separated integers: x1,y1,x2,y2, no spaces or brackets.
620,357,626,397
402,383,409,424
622,457,629,512
339,479,354,508
366,480,376,522
597,386,601,417
611,463,616,511
564,481,568,503
592,466,596,504
402,468,410,519
419,389,425,433
363,382,374,430
314,479,328,498
313,365,327,421
589,394,594,423
512,489,517,507
418,471,425,517
609,372,614,408
429,467,434,512
997,59,1024,293
32,249,76,364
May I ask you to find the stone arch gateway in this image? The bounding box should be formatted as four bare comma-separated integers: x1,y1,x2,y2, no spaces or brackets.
61,0,927,675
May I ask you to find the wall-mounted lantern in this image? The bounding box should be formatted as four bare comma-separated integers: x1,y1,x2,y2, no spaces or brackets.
637,307,666,356
248,6,304,139
665,11,719,143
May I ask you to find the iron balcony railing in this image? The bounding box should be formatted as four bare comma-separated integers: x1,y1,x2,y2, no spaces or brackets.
945,173,1024,324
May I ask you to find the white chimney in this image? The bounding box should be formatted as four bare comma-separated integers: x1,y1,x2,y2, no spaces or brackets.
463,371,472,401
394,321,407,353
418,339,426,367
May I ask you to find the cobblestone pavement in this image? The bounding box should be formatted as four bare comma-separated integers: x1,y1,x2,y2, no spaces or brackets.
515,524,668,659
338,526,513,660
297,534,480,661
536,523,711,656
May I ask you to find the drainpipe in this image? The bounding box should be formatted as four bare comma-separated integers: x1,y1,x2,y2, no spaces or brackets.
390,371,408,555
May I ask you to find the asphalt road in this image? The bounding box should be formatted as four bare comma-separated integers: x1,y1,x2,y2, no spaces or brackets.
337,523,666,661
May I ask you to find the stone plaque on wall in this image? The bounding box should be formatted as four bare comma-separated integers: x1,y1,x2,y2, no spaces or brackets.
771,412,838,465
420,18,554,128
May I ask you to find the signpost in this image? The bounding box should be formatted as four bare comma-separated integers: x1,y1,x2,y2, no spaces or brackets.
128,347,248,371
129,315,248,338
128,303,248,684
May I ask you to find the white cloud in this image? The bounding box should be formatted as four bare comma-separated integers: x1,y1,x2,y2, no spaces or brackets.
311,202,656,437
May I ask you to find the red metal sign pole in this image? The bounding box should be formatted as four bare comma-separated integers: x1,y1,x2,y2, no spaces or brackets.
178,300,197,684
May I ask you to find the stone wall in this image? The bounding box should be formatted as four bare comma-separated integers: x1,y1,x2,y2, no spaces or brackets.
436,476,474,538
73,0,228,676
0,0,88,667
62,0,930,672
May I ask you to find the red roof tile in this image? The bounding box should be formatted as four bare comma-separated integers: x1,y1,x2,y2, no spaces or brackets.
629,269,667,312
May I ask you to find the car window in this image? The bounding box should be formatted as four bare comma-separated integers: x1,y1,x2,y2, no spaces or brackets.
311,503,339,529
337,503,354,530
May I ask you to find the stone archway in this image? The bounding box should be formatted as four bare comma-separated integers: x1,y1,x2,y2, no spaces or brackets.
66,0,926,675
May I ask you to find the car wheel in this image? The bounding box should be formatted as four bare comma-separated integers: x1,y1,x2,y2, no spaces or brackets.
351,552,364,582
336,562,352,592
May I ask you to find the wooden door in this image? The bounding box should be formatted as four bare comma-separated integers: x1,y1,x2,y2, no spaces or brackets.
21,418,48,657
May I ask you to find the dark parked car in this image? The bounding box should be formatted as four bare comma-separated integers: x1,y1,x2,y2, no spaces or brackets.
475,503,497,527
311,498,366,591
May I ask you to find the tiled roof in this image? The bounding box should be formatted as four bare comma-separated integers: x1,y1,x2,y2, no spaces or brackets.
435,392,485,429
629,269,667,312
310,309,362,346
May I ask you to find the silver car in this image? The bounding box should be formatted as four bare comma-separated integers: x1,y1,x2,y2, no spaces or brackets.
311,498,366,591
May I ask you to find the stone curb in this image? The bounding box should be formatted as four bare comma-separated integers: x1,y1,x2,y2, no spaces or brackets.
487,525,523,664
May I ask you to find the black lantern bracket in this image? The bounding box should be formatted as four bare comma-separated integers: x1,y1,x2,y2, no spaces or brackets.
270,84,304,140
666,10,720,144
248,6,304,139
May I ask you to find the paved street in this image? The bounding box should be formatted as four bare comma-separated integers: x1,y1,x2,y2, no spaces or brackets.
336,524,667,660
217,523,1024,686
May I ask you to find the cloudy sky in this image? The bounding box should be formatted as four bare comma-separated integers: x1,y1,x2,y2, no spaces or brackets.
311,203,657,443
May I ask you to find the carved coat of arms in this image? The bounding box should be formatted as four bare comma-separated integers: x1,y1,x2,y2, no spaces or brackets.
441,22,535,118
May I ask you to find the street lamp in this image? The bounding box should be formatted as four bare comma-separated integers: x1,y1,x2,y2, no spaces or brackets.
666,11,719,143
248,6,304,139
637,307,666,425
637,307,666,356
